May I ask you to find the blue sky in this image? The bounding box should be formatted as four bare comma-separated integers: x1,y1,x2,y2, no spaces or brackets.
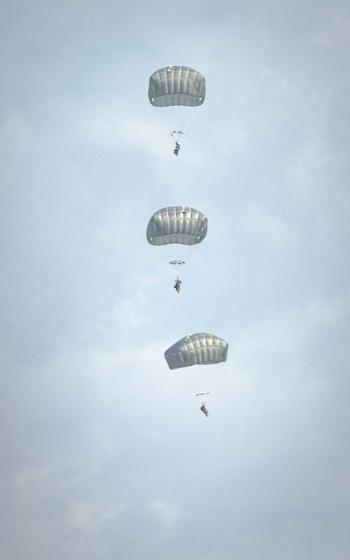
1,1,350,559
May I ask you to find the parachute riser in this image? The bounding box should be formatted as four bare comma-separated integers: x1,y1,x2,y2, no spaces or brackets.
171,130,184,142
171,130,183,156
195,391,210,405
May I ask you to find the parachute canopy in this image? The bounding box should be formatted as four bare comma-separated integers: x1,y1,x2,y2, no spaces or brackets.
165,333,228,370
147,206,208,246
148,66,206,107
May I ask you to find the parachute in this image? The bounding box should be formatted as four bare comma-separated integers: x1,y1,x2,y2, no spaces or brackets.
146,206,208,246
148,66,206,156
148,66,206,107
165,333,228,370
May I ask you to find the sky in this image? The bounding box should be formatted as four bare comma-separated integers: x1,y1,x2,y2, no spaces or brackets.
1,1,350,559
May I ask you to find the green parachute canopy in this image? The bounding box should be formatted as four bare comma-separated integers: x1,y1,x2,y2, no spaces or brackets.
148,66,206,107
146,206,208,246
165,333,228,370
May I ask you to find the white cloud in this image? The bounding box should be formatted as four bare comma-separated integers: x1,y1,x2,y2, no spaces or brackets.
66,500,122,531
150,499,180,527
86,107,167,157
15,465,58,487
112,292,152,331
289,132,329,196
228,297,348,399
50,337,175,410
286,89,334,201
313,13,350,47
14,458,97,490
0,110,32,173
241,205,297,249
80,103,205,169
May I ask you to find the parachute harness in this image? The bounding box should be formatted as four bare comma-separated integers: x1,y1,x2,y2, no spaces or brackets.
171,130,183,157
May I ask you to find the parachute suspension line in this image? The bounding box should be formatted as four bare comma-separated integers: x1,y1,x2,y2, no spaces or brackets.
169,109,199,156
195,391,210,417
146,206,208,295
169,260,185,293
169,109,199,154
181,236,201,269
182,107,200,134
171,130,183,157
171,130,184,142
168,220,205,278
148,66,205,154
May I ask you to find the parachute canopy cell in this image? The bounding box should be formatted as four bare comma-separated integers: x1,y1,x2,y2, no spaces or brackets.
165,333,228,370
148,66,206,107
146,206,208,246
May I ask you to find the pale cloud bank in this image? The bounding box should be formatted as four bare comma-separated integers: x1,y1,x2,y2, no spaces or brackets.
150,499,180,527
